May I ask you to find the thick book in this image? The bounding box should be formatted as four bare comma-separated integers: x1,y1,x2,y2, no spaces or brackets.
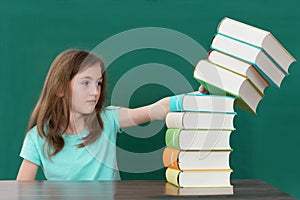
208,50,269,95
211,33,285,87
165,128,232,150
169,93,235,113
166,111,236,130
217,17,296,74
163,148,231,170
165,182,233,196
166,168,232,187
193,60,263,114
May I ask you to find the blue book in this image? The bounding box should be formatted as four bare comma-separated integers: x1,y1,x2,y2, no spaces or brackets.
169,93,236,114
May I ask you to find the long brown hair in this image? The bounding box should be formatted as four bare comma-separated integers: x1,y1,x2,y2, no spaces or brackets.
27,49,107,158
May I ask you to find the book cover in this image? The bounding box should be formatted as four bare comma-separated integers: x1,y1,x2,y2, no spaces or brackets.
163,148,231,170
208,50,269,95
217,17,296,74
169,93,235,113
211,33,286,87
193,60,263,114
165,128,232,150
165,168,233,187
166,111,236,129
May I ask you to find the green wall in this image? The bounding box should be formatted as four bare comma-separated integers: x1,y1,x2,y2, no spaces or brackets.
1,0,299,198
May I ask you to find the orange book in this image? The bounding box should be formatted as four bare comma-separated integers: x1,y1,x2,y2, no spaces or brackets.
163,147,231,170
163,148,181,170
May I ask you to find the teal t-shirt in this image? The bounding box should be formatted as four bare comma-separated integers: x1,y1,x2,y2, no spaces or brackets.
19,106,121,180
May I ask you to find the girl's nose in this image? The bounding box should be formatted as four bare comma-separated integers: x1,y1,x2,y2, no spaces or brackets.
90,84,100,96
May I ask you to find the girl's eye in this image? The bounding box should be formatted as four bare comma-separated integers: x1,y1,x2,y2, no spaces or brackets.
82,81,90,86
97,81,102,87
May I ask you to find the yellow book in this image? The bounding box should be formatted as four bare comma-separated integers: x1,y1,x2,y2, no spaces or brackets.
165,168,233,188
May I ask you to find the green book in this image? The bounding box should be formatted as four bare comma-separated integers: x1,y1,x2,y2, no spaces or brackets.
193,60,263,114
165,128,232,150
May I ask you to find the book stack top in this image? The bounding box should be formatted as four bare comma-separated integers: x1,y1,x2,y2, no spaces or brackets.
194,17,296,114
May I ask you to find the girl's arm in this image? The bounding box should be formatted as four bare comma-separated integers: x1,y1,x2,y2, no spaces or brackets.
119,85,208,128
16,159,38,181
119,96,170,128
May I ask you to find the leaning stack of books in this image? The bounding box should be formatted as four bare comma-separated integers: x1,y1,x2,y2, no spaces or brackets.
164,17,296,196
163,94,236,195
194,17,296,114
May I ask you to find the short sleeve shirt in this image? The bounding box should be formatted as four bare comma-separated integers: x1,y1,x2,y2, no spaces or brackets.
19,106,121,180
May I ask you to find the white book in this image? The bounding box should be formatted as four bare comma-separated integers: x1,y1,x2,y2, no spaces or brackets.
211,33,285,87
217,17,296,74
166,112,236,130
208,50,269,94
193,60,263,114
165,129,232,150
163,148,231,170
169,93,235,113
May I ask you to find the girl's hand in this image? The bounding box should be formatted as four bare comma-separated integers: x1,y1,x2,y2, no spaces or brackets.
199,85,209,94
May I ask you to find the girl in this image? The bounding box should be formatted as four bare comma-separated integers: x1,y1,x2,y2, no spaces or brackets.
17,49,206,181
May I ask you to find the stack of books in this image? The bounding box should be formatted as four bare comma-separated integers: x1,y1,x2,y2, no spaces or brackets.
194,17,296,114
163,94,236,195
164,17,295,196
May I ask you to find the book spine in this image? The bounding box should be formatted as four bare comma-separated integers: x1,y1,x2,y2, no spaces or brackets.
165,168,180,187
163,148,180,170
166,112,184,129
169,94,184,112
165,129,181,149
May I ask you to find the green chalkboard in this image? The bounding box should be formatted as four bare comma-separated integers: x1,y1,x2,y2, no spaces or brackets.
0,0,299,199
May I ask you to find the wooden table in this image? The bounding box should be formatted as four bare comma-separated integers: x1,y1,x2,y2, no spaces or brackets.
0,179,295,199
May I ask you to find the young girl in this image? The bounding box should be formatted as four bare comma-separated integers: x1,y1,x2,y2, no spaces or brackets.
17,49,206,181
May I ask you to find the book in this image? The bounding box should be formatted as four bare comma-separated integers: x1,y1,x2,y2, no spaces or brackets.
165,182,233,196
211,33,285,87
208,50,269,95
166,168,232,187
166,111,236,130
165,128,232,150
169,93,235,113
217,17,296,74
193,60,263,114
163,148,231,170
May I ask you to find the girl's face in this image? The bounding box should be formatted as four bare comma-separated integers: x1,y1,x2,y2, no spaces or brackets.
70,64,103,117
